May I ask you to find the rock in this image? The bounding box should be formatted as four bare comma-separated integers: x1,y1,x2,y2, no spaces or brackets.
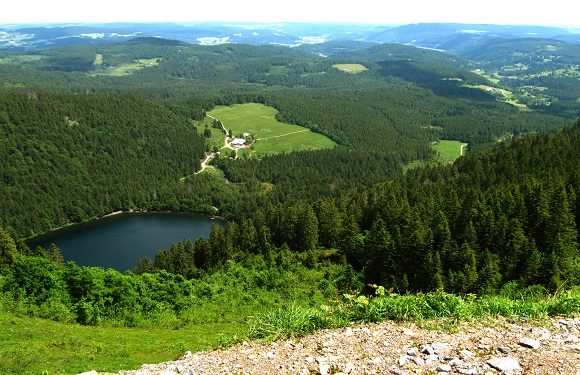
498,346,511,354
390,369,408,375
436,364,452,372
421,345,435,355
427,354,439,362
398,355,408,366
406,347,419,356
345,327,353,336
306,355,315,363
266,352,276,359
487,357,522,373
402,328,416,336
412,356,425,366
372,356,382,365
344,362,355,374
459,349,474,359
519,337,541,349
456,368,477,375
319,363,331,375
449,357,463,366
159,370,178,375
432,342,449,351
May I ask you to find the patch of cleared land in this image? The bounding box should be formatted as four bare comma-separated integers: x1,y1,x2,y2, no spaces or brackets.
332,63,368,74
193,117,227,152
434,140,468,163
0,55,42,64
472,69,500,84
463,84,530,110
93,58,160,76
208,103,336,156
93,53,103,67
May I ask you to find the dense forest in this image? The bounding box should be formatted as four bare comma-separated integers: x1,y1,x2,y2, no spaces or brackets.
0,120,578,329
0,93,206,236
152,121,580,293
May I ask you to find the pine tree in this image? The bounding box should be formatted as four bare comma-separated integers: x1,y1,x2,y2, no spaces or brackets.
0,227,17,274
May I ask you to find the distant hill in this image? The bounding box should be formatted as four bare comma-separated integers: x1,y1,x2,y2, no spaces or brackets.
365,23,580,52
1,22,577,51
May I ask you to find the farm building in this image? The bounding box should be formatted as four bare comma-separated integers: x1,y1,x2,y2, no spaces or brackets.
231,138,246,147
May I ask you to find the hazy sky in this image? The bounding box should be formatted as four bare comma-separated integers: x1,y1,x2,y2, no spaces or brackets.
2,0,579,27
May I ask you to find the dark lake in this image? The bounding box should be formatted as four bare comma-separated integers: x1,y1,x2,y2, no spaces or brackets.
27,212,222,271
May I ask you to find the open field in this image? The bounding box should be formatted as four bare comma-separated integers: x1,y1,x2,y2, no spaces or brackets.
463,84,530,110
332,63,368,74
0,310,241,374
93,58,160,77
434,140,467,163
0,55,42,64
93,53,103,67
208,103,336,156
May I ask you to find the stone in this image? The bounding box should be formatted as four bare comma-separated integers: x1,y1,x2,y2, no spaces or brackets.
427,354,439,361
432,342,449,351
305,355,315,363
498,346,511,354
266,352,276,359
449,358,463,366
421,345,435,355
398,356,408,366
456,368,477,375
319,363,331,375
436,364,452,372
519,337,541,349
407,347,419,356
390,369,408,375
412,357,425,366
344,362,355,374
402,328,416,336
459,349,474,358
487,357,522,373
345,327,353,336
372,356,382,365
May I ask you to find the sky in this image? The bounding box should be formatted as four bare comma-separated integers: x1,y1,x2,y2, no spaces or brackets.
2,0,579,27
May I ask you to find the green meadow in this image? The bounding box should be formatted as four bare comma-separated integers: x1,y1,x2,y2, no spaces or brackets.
332,63,368,74
208,103,336,156
434,140,467,163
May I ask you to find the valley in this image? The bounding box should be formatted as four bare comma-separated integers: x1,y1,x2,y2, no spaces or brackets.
0,20,578,375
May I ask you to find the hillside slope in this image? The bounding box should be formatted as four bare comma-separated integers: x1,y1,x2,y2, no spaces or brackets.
117,318,580,374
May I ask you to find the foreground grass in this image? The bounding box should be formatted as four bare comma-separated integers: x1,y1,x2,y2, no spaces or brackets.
0,309,241,374
208,103,336,156
249,287,580,341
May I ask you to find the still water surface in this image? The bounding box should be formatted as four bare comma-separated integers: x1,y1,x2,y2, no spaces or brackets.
28,212,221,271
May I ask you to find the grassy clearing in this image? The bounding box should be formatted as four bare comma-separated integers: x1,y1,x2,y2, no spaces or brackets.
0,309,241,374
93,53,103,67
0,55,42,65
208,103,336,156
93,58,160,77
193,117,226,152
332,63,368,74
434,140,467,164
463,84,530,110
404,140,467,173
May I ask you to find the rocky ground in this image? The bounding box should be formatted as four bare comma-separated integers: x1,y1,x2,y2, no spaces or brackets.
96,317,579,375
